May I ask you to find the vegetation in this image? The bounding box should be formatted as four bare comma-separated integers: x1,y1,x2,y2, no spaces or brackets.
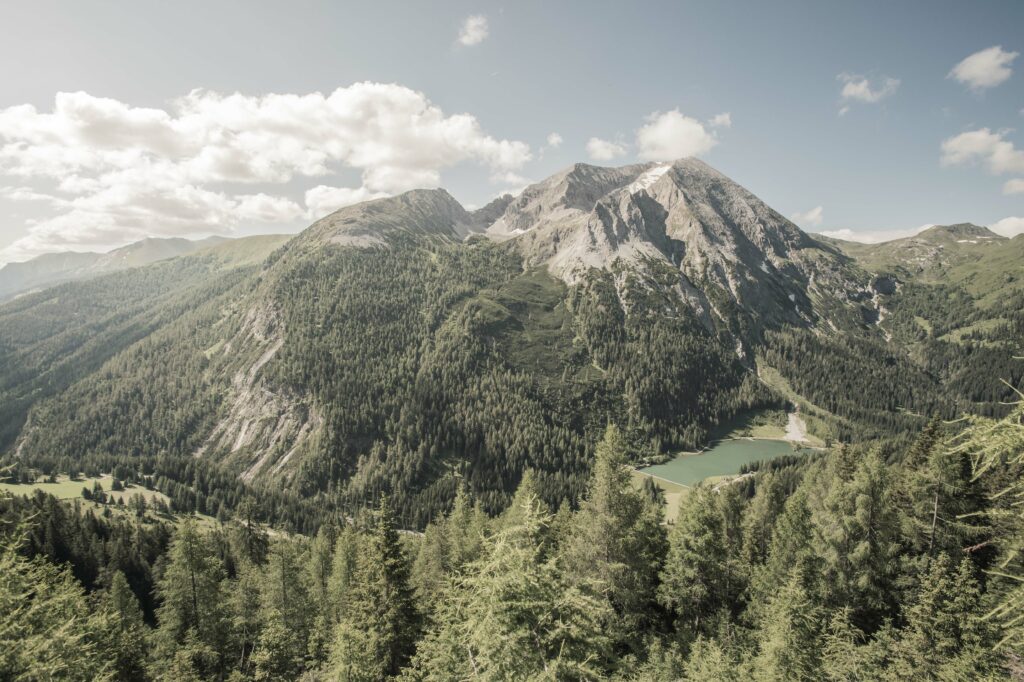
3,402,1023,679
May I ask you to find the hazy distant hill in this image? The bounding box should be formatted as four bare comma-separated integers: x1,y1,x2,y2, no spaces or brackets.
0,236,230,301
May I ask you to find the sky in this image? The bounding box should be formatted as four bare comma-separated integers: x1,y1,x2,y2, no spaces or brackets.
0,0,1022,264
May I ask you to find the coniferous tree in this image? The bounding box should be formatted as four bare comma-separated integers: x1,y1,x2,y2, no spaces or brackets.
0,530,113,680
252,538,311,680
306,525,336,664
658,485,731,640
406,484,612,680
105,570,148,681
751,569,823,682
329,498,419,681
814,451,900,631
561,424,668,654
152,517,232,679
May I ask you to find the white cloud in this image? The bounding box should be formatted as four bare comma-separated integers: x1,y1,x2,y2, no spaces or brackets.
458,15,489,46
1003,178,1024,195
990,216,1024,237
586,137,627,161
791,206,824,227
304,185,387,218
635,110,718,161
948,46,1018,91
0,84,531,262
940,128,1024,175
818,224,933,243
546,132,563,148
837,73,900,109
709,112,732,128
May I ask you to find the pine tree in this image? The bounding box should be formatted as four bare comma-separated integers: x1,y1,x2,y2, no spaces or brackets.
327,524,360,620
252,538,311,680
306,525,336,664
814,451,900,631
105,570,148,681
658,485,730,639
741,472,787,566
0,529,113,681
898,420,984,557
891,554,996,679
751,569,823,681
329,498,419,681
561,424,667,653
152,517,232,679
406,484,612,680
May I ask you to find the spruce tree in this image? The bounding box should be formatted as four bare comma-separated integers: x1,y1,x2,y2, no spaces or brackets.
406,484,612,680
105,570,148,682
152,517,232,679
658,485,730,639
751,569,823,682
329,498,419,681
252,538,311,680
561,424,668,654
814,451,900,631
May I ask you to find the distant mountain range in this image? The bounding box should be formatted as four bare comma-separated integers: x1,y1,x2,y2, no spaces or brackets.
0,236,233,301
1,159,1020,524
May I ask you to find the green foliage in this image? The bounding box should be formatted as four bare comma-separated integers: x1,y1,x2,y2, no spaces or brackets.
329,498,419,680
561,425,668,654
406,484,612,680
0,528,114,680
152,517,232,679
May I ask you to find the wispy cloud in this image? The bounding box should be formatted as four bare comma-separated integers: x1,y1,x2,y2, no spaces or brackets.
458,15,489,46
586,137,627,161
837,73,900,114
791,206,824,228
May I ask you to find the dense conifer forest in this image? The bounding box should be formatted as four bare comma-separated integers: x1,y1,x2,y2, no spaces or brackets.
3,396,1023,680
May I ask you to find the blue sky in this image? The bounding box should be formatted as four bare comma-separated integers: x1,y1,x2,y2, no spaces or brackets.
0,0,1022,262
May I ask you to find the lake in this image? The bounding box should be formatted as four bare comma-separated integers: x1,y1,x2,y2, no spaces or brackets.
639,438,811,488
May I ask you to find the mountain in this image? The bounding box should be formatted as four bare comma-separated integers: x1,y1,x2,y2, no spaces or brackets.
0,236,231,301
490,158,870,345
0,160,1020,529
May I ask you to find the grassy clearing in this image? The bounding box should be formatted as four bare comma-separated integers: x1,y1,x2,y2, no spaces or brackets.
756,365,834,447
631,469,689,522
0,474,170,505
714,409,788,440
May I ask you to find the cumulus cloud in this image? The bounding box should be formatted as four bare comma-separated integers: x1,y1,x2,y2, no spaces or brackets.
949,46,1018,91
990,217,1024,237
791,206,824,227
709,112,732,128
458,15,489,46
586,137,627,161
1003,179,1024,195
940,128,1024,175
635,110,718,161
0,84,531,262
837,74,900,114
546,132,563,148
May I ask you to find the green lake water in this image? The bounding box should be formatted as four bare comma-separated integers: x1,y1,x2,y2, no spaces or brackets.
639,439,810,487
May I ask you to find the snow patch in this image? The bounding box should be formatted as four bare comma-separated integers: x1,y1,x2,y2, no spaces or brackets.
626,164,671,194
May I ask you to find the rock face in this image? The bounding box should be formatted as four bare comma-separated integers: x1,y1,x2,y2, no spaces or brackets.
480,158,868,340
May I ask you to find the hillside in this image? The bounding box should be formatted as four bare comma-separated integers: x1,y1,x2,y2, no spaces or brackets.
0,235,235,301
0,160,1020,528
